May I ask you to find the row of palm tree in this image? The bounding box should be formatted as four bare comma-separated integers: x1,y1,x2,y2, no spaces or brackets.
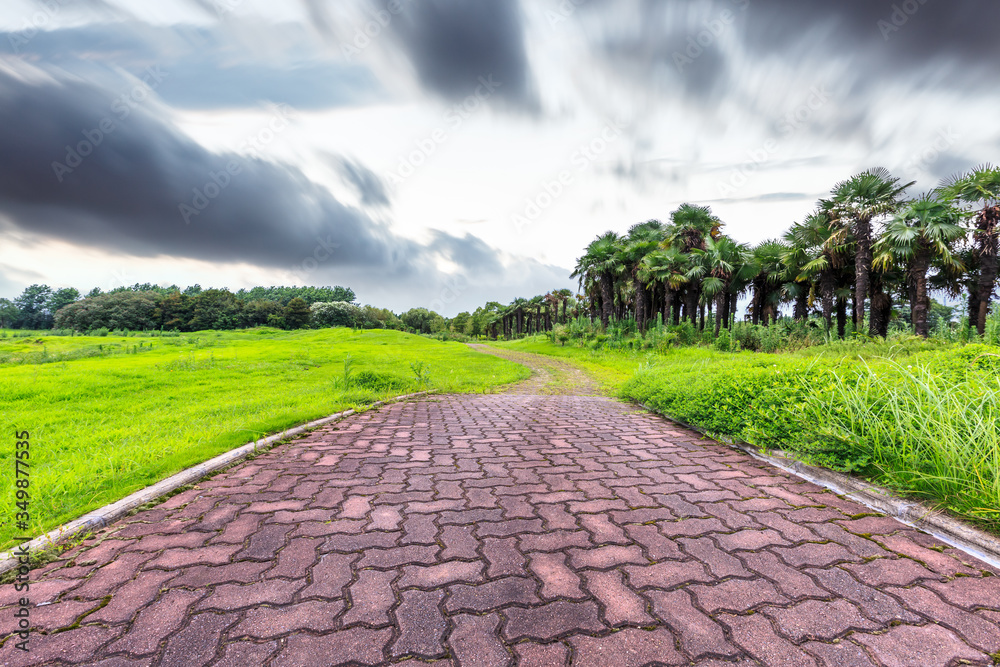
567,165,1000,339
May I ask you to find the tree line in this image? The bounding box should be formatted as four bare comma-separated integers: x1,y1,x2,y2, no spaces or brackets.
1,284,356,332
459,165,999,341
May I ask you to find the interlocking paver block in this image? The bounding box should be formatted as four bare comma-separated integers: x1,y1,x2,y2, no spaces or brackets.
690,577,787,613
765,599,879,642
448,613,511,667
679,537,751,578
852,623,988,667
808,566,921,624
513,641,569,667
342,568,398,627
483,536,528,578
625,560,714,589
736,550,827,599
272,627,393,666
502,600,604,640
647,588,739,659
721,613,818,666
358,544,439,569
841,556,940,587
398,560,484,588
529,552,586,599
585,569,655,626
14,369,1000,667
231,600,345,638
440,524,479,560
568,544,648,570
159,611,237,666
445,576,539,612
392,589,447,658
198,578,304,611
106,588,203,655
568,628,685,667
624,523,685,560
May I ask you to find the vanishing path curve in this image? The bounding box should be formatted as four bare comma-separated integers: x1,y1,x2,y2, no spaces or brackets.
2,347,999,666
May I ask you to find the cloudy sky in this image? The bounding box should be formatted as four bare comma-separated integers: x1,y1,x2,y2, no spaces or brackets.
1,0,997,315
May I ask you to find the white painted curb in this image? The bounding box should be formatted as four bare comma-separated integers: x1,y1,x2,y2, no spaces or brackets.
0,391,435,576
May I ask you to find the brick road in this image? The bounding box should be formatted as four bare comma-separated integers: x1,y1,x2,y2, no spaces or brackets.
2,351,1000,666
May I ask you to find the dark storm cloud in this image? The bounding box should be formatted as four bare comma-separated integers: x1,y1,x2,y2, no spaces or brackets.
330,156,391,207
742,0,1000,77
389,0,536,109
1,22,381,109
0,68,562,297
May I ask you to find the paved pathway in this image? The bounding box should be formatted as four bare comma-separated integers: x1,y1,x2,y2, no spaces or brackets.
2,349,1000,666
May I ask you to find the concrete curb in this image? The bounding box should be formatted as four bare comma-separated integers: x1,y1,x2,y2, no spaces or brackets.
0,391,436,576
639,404,1000,571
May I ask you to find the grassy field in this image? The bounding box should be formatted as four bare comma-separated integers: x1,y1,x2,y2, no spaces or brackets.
0,328,528,549
502,335,1000,534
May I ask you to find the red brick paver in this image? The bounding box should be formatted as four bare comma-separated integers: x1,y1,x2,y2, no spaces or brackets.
2,351,999,666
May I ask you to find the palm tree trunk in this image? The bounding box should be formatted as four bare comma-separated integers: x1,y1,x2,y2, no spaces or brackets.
869,274,891,337
686,288,699,326
855,216,873,331
699,301,706,331
721,290,732,331
634,278,646,332
912,249,932,338
967,280,979,332
821,270,834,332
794,291,808,322
673,292,683,325
836,299,847,338
714,292,725,336
600,273,614,328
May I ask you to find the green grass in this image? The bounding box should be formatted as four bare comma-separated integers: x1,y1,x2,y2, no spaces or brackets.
0,328,528,549
504,335,1000,534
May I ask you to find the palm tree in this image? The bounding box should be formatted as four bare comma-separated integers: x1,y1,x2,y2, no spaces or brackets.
666,204,724,325
938,165,1000,335
620,221,665,331
828,168,915,335
572,232,622,328
641,247,690,325
873,195,966,337
693,236,748,335
747,240,789,326
788,211,839,331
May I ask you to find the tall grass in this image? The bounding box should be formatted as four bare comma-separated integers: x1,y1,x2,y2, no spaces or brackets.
808,360,1000,524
